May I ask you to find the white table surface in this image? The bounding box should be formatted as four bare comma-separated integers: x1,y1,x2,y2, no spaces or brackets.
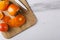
0,0,60,40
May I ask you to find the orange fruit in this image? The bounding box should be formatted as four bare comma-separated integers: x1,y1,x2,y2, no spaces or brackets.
3,16,11,23
7,4,20,16
0,23,8,32
0,0,9,11
8,14,26,27
0,12,4,19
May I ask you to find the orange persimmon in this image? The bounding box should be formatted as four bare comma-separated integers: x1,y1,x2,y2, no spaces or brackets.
0,23,8,32
0,12,4,19
7,4,20,16
0,0,9,11
3,16,11,23
8,14,26,27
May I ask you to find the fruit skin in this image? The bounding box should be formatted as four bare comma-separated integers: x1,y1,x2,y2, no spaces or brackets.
0,12,4,20
8,14,26,27
0,0,9,11
7,4,20,16
0,23,8,32
3,16,11,23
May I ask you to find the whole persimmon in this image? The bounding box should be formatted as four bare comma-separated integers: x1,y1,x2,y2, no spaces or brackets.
7,4,20,16
0,0,9,11
0,23,8,32
3,16,11,23
8,14,26,27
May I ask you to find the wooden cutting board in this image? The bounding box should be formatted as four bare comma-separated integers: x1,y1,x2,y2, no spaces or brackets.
2,0,37,39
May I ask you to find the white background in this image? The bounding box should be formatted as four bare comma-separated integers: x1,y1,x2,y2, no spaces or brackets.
0,0,60,40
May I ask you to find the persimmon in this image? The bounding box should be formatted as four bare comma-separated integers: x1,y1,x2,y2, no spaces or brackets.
3,16,11,23
0,0,9,11
0,12,4,19
8,14,26,27
0,23,8,32
7,4,20,16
